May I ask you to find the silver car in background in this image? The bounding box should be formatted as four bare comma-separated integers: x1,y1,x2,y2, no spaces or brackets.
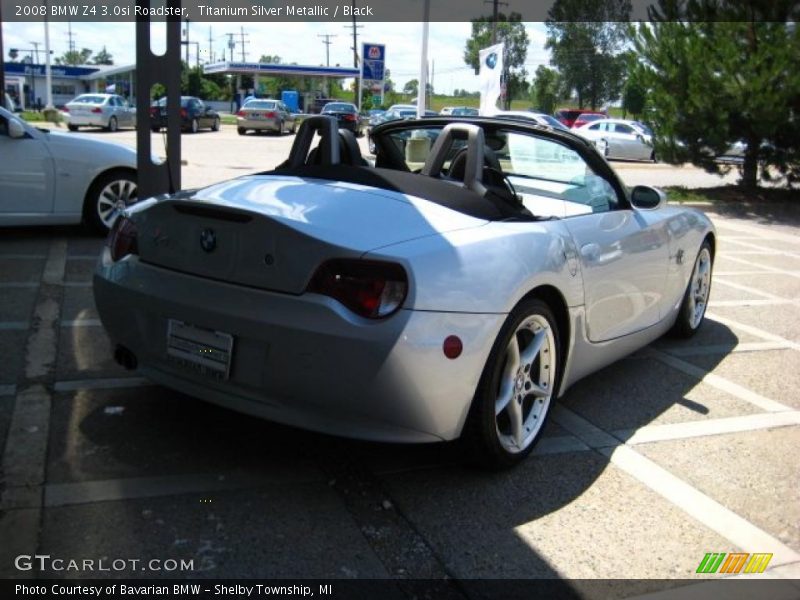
236,99,296,135
64,93,136,132
573,118,657,161
0,106,137,232
495,110,571,131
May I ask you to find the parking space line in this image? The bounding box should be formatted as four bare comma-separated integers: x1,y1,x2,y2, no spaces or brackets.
614,412,800,445
0,254,48,260
713,277,796,304
646,348,793,413
720,250,781,256
660,341,791,357
714,270,775,276
712,221,800,245
551,406,620,448
724,238,800,260
709,299,795,307
60,319,102,328
601,445,800,567
53,376,153,392
0,321,29,331
0,384,16,397
721,255,800,279
62,281,93,288
44,470,326,508
706,312,800,351
0,282,40,289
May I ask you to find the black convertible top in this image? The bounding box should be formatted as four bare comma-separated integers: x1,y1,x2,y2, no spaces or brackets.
267,164,525,221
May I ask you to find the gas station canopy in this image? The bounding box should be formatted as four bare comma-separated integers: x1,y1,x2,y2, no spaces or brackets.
203,61,359,79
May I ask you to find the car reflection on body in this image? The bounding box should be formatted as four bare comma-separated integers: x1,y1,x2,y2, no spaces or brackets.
0,106,137,232
573,118,657,162
94,114,714,469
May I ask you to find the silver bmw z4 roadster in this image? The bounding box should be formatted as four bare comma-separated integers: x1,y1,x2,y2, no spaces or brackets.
94,115,714,468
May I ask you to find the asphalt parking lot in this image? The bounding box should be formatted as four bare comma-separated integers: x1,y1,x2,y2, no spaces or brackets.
1,124,798,598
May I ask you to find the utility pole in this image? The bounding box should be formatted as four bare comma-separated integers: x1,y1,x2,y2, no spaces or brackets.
238,27,249,62
318,33,336,66
343,2,363,105
225,33,236,62
66,22,76,54
208,26,213,63
0,2,4,102
484,0,508,44
183,18,190,64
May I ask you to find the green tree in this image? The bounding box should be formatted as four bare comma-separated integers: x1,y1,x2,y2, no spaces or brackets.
632,2,800,188
403,79,419,95
92,46,113,65
55,47,93,65
546,0,631,109
530,66,562,114
621,77,646,120
463,12,530,110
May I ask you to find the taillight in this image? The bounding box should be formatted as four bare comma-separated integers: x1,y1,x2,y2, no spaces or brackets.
91,107,103,113
265,111,276,118
149,107,158,116
180,108,187,118
62,106,70,112
307,259,408,319
236,110,245,117
344,114,357,122
107,216,138,262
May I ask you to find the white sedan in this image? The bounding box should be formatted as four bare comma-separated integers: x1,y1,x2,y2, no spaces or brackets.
94,116,714,468
64,93,136,132
0,107,138,232
574,118,657,161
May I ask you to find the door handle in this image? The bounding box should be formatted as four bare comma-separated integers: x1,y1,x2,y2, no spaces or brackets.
580,243,601,261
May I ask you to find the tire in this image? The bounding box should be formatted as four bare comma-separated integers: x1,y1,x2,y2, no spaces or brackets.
190,118,199,134
67,124,78,132
151,126,160,133
463,298,560,469
650,150,657,163
212,116,220,132
237,127,246,136
107,116,118,132
83,170,138,234
290,120,297,134
671,241,713,338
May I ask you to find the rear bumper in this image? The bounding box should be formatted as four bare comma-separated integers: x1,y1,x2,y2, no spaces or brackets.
66,114,107,127
93,253,504,443
237,117,280,131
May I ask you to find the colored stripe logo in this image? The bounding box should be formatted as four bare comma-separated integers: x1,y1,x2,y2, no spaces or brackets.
697,552,772,574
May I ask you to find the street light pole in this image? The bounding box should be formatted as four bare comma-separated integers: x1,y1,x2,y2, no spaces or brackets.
43,2,53,109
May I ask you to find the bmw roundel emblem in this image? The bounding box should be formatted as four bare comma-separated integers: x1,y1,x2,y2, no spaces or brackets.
200,228,216,253
485,52,498,69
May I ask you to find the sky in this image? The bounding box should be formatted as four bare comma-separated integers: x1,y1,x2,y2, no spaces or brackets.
3,21,552,95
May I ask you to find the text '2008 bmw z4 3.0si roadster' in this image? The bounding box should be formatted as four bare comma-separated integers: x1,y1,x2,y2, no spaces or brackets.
93,115,714,468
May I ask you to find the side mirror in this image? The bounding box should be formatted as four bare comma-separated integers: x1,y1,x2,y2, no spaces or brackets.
8,118,26,139
631,185,666,210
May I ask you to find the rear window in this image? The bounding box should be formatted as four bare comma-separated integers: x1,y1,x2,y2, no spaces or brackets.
72,95,107,104
244,100,277,110
557,110,582,120
323,103,356,113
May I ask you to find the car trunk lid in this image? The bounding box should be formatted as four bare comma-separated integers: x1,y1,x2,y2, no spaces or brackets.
134,175,486,294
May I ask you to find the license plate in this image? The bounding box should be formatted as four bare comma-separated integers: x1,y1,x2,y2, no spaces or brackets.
166,319,234,380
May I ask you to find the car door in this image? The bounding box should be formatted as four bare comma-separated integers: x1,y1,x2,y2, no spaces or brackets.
0,112,54,216
115,95,133,127
501,130,670,341
609,123,643,159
